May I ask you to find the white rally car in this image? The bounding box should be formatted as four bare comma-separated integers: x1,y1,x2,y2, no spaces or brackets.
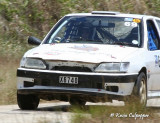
17,11,160,109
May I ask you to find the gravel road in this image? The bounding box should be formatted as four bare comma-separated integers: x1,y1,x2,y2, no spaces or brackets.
0,99,160,123
0,102,73,123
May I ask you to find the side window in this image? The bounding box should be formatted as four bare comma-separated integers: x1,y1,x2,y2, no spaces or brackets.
147,20,160,50
156,20,160,30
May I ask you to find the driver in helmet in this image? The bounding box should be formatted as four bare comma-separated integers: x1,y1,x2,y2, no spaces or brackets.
80,26,91,41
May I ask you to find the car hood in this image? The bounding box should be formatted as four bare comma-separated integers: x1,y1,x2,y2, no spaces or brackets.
26,44,138,63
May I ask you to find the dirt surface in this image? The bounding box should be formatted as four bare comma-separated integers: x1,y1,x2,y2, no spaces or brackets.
0,102,73,123
0,99,160,123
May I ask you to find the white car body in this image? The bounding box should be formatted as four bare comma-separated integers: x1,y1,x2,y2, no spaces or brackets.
17,11,160,108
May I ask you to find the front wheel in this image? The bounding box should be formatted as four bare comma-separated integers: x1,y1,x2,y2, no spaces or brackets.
17,92,40,110
132,72,147,107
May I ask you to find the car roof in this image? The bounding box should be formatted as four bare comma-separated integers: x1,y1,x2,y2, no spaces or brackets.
65,11,156,19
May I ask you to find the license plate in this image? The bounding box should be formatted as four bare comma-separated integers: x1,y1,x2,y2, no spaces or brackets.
59,76,78,84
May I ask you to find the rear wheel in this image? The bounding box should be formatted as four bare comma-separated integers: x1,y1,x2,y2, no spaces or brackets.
69,98,86,106
17,92,40,110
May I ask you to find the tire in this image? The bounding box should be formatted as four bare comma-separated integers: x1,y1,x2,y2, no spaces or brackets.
133,72,147,107
69,98,86,106
17,92,40,110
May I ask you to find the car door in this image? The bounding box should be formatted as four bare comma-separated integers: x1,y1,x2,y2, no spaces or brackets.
146,18,160,91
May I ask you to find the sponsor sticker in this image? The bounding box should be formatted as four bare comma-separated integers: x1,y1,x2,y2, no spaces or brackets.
124,18,141,23
133,18,141,23
124,18,133,22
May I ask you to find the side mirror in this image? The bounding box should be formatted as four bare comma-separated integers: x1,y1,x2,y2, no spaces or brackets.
28,36,41,45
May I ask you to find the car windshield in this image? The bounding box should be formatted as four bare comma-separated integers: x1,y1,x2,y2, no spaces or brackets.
44,16,142,47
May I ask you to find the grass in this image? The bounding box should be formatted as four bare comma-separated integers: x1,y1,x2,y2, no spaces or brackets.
71,100,160,123
0,57,20,105
0,39,31,105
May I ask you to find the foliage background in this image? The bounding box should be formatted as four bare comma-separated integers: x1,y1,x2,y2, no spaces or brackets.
1,0,160,49
0,0,160,104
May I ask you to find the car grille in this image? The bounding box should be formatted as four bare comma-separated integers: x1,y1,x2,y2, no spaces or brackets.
46,61,96,72
52,66,92,72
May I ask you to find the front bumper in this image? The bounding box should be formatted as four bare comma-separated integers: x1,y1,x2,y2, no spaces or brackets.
17,68,138,97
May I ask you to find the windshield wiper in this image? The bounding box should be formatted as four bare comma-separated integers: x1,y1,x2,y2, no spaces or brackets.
85,40,103,43
66,39,104,44
112,41,136,46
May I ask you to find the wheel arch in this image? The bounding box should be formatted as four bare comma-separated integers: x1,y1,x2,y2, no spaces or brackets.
138,67,147,77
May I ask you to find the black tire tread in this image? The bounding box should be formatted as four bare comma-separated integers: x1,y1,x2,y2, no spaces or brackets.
17,93,40,110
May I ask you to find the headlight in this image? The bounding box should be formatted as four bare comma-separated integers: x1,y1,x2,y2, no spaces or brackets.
95,62,129,73
23,58,46,69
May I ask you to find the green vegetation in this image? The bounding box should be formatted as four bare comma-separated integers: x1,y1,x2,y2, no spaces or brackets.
1,0,160,45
